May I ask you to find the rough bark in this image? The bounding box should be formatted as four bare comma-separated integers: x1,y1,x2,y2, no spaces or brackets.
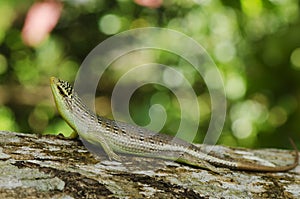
0,131,299,199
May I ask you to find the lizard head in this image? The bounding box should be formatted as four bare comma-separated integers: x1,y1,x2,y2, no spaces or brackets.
50,77,78,130
50,77,73,99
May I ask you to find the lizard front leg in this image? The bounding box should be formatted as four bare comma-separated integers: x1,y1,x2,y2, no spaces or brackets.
79,131,122,161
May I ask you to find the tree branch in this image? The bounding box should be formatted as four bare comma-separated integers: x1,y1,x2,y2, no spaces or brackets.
0,131,299,198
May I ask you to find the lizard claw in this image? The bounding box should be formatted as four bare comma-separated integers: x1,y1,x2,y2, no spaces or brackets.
108,152,122,162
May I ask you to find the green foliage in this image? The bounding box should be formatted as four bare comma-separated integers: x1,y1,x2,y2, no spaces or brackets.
0,0,299,148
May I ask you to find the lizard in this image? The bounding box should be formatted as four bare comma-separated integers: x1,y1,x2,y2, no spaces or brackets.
50,76,299,173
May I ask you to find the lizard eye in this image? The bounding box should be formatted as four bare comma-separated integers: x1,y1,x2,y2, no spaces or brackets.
56,79,74,98
57,86,67,97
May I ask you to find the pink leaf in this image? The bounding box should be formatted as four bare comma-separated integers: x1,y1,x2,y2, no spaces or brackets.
22,0,62,47
134,0,163,9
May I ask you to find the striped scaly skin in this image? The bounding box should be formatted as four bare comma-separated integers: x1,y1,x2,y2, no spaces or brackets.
50,77,299,173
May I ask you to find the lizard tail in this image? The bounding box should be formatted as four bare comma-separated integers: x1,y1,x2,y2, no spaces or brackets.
236,138,299,172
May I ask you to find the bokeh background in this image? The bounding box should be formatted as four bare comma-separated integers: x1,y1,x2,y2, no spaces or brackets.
0,0,300,149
